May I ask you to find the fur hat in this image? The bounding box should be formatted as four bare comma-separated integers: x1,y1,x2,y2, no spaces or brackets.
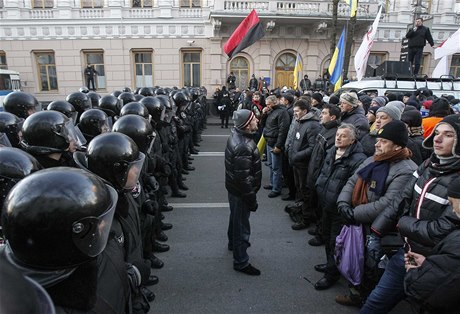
233,109,255,130
340,92,359,107
377,120,408,147
376,101,404,121
423,114,460,156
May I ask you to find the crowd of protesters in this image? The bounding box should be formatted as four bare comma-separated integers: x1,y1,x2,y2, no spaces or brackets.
221,74,460,313
0,86,207,313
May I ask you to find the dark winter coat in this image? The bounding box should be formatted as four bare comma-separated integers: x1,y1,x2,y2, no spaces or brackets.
262,104,290,149
337,156,417,225
225,127,262,207
360,132,377,157
341,106,370,140
404,228,460,313
371,157,460,256
287,111,322,168
316,141,366,212
406,25,434,48
307,120,340,188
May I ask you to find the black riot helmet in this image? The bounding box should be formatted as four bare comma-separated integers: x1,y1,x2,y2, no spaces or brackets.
2,167,117,269
118,92,136,106
0,112,24,148
139,87,154,97
190,88,200,101
79,86,89,94
3,91,41,119
134,94,145,101
21,111,86,155
172,91,189,108
86,91,101,108
122,87,132,93
134,87,141,95
113,115,155,154
47,100,78,124
0,147,42,211
74,133,145,192
77,109,111,143
157,95,174,123
99,94,122,117
111,90,122,98
66,92,92,113
154,88,166,95
120,102,150,120
141,96,164,123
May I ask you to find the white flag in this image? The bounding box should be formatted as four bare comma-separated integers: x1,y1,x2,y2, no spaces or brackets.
431,56,449,78
434,27,460,60
354,6,383,81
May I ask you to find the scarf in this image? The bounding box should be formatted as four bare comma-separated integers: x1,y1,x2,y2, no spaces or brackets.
408,126,424,137
252,100,263,112
351,147,412,207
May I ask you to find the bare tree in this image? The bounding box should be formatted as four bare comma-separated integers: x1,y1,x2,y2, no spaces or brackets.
343,10,357,80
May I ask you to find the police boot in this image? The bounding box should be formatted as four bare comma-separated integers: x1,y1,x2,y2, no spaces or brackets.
171,190,186,198
178,181,189,190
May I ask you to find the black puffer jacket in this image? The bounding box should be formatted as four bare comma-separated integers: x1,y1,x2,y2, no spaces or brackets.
404,229,460,313
371,157,460,256
406,25,434,48
262,104,290,149
316,141,366,212
341,106,369,140
225,128,262,206
307,120,340,188
288,111,322,168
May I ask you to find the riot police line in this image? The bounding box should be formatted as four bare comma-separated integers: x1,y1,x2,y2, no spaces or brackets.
0,86,208,314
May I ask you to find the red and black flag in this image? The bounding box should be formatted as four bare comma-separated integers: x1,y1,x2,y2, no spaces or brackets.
223,10,265,59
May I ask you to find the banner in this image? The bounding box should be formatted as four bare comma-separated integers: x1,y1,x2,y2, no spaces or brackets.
293,53,303,89
431,56,449,78
354,6,383,81
434,27,460,60
347,0,358,18
223,10,265,59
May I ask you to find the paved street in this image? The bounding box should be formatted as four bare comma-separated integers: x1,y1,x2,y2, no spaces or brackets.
151,115,410,314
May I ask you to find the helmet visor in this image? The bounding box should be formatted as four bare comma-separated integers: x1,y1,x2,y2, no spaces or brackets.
146,133,156,155
71,184,117,257
62,120,87,149
124,152,145,190
69,111,78,126
0,133,12,147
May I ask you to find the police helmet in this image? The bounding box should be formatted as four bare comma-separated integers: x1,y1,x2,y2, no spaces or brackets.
2,167,117,269
99,94,122,117
21,111,86,155
139,87,154,97
118,92,136,106
140,96,164,123
77,109,111,142
0,112,24,148
3,92,41,119
172,91,188,108
74,133,145,192
120,102,150,120
79,86,89,94
134,94,145,101
113,115,155,154
111,90,122,98
65,92,92,120
87,91,101,108
122,87,132,93
47,100,78,124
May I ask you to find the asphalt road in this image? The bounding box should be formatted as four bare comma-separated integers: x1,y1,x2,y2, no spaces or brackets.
150,115,411,314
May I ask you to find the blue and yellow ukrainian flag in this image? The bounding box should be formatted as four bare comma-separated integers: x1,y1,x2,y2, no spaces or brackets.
328,27,346,91
293,53,303,89
347,0,358,17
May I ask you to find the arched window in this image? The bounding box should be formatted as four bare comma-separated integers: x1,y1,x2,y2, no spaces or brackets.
275,52,296,88
229,56,249,90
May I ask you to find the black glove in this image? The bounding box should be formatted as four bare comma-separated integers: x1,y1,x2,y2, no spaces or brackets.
142,199,158,215
337,202,356,225
145,176,159,193
248,201,258,212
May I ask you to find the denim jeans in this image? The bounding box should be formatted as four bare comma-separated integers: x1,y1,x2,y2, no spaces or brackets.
267,145,283,193
360,248,406,314
227,192,251,270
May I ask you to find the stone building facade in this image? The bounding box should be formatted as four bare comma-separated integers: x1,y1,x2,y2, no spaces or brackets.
0,0,459,101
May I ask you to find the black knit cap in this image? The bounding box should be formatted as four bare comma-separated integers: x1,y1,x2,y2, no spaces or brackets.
376,120,408,147
448,176,460,199
423,114,460,156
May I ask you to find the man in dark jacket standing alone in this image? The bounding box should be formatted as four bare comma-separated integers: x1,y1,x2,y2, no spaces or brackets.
405,18,434,75
225,109,262,276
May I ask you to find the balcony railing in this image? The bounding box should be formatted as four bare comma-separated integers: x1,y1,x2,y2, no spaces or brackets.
29,9,54,19
223,1,269,12
179,7,202,17
80,9,103,19
128,8,155,18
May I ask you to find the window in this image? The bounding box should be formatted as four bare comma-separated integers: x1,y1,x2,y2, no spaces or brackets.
81,0,103,8
132,0,153,7
229,57,249,90
180,0,201,8
83,51,106,90
33,0,54,8
421,0,432,14
133,50,153,88
34,51,58,91
368,53,387,68
182,50,201,87
450,54,460,78
0,51,7,70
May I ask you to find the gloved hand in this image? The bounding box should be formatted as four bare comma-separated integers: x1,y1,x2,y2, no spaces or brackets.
248,201,258,212
366,233,383,269
337,202,356,225
142,199,158,215
145,176,159,193
126,263,142,288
